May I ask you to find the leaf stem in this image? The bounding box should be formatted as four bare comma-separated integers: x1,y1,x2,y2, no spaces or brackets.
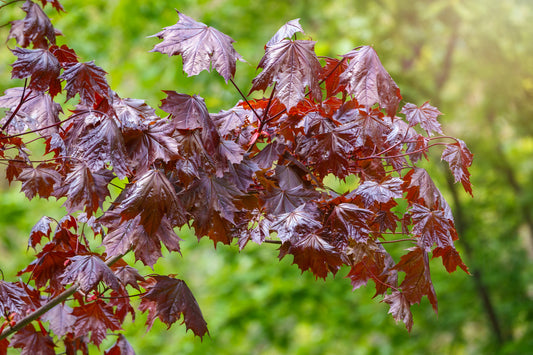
229,78,261,121
1,79,30,133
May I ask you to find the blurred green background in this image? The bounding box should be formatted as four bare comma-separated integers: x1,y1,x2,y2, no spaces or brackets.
1,0,533,354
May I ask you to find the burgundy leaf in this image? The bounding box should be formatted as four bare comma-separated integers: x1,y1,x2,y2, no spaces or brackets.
393,246,438,313
54,163,114,216
0,87,61,135
250,39,322,110
61,254,121,293
104,334,135,355
28,215,54,248
60,61,110,106
39,0,65,12
0,280,30,316
72,300,122,346
401,101,443,136
8,1,56,48
50,44,78,65
441,139,473,196
17,163,61,200
383,291,413,332
263,184,319,215
11,324,56,355
339,46,401,116
112,264,145,291
353,177,403,207
432,246,469,274
150,11,243,82
42,303,76,337
410,204,455,250
139,275,208,338
271,203,322,242
279,232,344,279
266,19,305,46
326,202,373,240
320,57,348,98
11,47,61,94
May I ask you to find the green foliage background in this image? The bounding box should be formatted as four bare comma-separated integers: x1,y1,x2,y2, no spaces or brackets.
1,0,533,354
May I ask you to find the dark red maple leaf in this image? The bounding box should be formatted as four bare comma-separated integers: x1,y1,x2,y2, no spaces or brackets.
250,39,322,110
320,57,349,98
352,177,403,207
159,91,220,154
104,334,135,355
28,215,54,248
326,202,373,241
300,129,352,178
401,101,443,136
441,139,473,196
72,300,122,346
50,44,78,65
115,169,187,234
0,87,61,136
11,47,61,95
0,338,8,355
18,245,73,291
150,11,243,82
393,246,438,313
0,280,30,317
60,254,121,293
69,114,130,179
17,163,61,200
111,264,145,291
270,203,322,242
113,96,157,128
139,275,208,338
263,184,319,215
432,246,469,274
122,120,181,173
8,1,56,49
41,303,76,337
383,291,413,332
279,232,344,279
410,204,455,250
60,61,110,106
54,163,114,216
339,46,401,116
39,0,65,12
11,324,56,355
403,167,443,208
266,19,304,46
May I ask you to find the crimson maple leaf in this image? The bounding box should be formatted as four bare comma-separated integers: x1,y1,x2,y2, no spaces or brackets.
17,163,61,200
60,254,122,293
8,1,56,48
410,204,456,250
41,303,76,337
401,101,443,136
432,246,469,274
28,215,53,248
250,39,322,110
139,275,208,338
339,46,401,116
441,139,473,196
54,163,114,216
279,232,344,279
11,47,61,95
393,247,438,313
383,291,413,332
50,44,78,65
150,11,243,82
270,203,322,242
11,324,56,355
320,57,349,98
266,19,304,46
352,177,403,207
0,87,61,135
0,280,30,317
60,61,110,106
72,300,122,346
104,334,135,355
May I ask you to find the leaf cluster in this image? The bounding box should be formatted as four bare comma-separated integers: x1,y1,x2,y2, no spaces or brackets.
0,1,472,353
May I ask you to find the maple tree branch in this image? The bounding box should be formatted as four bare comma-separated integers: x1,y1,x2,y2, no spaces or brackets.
0,252,128,341
1,79,30,134
377,238,416,244
263,239,282,245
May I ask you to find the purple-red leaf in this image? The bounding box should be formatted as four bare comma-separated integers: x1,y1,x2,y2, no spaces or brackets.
267,19,304,46
353,177,403,207
150,11,242,82
339,46,401,116
139,275,208,338
250,40,322,110
17,163,61,200
42,303,76,337
11,47,61,94
401,101,443,136
441,139,473,196
11,324,56,355
72,300,122,347
8,1,56,48
104,334,135,355
60,61,110,106
383,291,413,332
60,254,121,293
28,215,54,248
0,280,30,317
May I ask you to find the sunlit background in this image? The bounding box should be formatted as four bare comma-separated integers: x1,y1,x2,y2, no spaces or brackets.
1,0,532,353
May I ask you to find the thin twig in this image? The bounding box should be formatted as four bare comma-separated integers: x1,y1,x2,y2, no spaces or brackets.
1,79,30,133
